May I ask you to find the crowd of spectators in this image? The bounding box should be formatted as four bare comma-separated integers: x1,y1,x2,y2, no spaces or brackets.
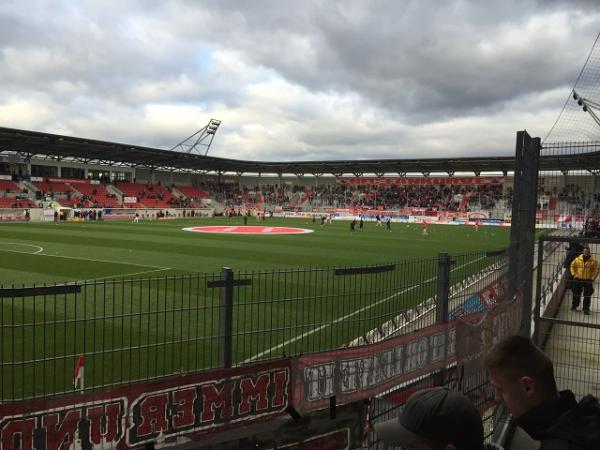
55,180,502,212
4,175,600,215
584,214,600,237
557,183,586,206
70,189,120,209
201,181,507,212
342,183,504,211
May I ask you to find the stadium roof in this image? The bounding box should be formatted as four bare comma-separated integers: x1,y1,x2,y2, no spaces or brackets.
1,126,599,176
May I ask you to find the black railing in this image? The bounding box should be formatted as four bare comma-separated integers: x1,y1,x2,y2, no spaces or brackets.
534,235,600,401
0,250,505,402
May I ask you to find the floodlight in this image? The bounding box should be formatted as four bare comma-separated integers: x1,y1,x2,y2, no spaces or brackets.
169,118,222,156
571,91,600,129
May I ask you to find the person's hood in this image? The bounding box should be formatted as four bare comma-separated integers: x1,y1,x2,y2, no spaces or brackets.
516,391,600,447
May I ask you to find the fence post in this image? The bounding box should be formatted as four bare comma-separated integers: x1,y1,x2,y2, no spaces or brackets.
436,252,451,325
508,131,540,337
532,236,546,345
219,267,234,368
435,252,451,385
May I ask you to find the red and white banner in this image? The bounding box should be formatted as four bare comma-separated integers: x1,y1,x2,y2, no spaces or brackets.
293,324,455,413
338,177,503,186
0,360,290,450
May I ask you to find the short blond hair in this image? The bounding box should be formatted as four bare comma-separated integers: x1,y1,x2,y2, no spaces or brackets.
483,335,557,395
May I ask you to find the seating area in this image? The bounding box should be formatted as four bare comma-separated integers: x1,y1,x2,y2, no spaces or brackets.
115,182,175,208
200,181,507,212
31,181,72,194
301,182,506,211
0,174,598,223
0,180,36,208
70,183,121,208
0,198,37,208
0,176,514,213
0,180,20,192
175,185,210,199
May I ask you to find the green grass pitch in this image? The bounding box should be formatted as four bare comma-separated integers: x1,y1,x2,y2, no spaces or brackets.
0,218,511,399
0,218,510,284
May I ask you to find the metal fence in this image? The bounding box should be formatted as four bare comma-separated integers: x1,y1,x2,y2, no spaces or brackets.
527,32,600,416
366,229,569,449
534,235,600,402
0,249,505,402
366,252,511,449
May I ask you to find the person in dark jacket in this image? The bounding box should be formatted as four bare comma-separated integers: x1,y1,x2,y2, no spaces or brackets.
484,335,600,449
564,241,584,270
564,240,584,292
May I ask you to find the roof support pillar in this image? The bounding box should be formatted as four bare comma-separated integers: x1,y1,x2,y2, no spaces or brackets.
313,173,323,186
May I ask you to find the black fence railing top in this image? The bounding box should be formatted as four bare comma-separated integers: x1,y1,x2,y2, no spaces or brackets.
0,248,507,289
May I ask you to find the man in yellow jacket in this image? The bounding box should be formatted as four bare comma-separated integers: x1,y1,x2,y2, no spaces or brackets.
570,247,600,315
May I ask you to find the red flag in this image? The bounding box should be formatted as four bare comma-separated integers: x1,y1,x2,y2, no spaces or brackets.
73,355,85,390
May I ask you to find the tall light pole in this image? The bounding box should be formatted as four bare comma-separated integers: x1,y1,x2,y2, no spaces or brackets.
169,119,221,156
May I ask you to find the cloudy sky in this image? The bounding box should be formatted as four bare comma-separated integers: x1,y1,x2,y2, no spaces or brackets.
0,0,598,162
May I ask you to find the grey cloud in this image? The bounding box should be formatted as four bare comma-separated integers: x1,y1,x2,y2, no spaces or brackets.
1,0,592,117
0,0,597,161
184,0,596,120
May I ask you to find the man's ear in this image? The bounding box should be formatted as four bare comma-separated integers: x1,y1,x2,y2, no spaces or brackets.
520,376,536,397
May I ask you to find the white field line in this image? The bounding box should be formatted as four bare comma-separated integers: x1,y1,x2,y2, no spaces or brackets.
0,247,168,270
0,242,44,254
243,255,488,363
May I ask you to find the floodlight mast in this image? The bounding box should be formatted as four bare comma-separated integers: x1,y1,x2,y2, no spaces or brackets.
573,90,600,128
169,119,221,156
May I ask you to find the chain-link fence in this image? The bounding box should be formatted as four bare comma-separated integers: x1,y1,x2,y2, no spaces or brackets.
366,228,570,449
534,235,600,402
